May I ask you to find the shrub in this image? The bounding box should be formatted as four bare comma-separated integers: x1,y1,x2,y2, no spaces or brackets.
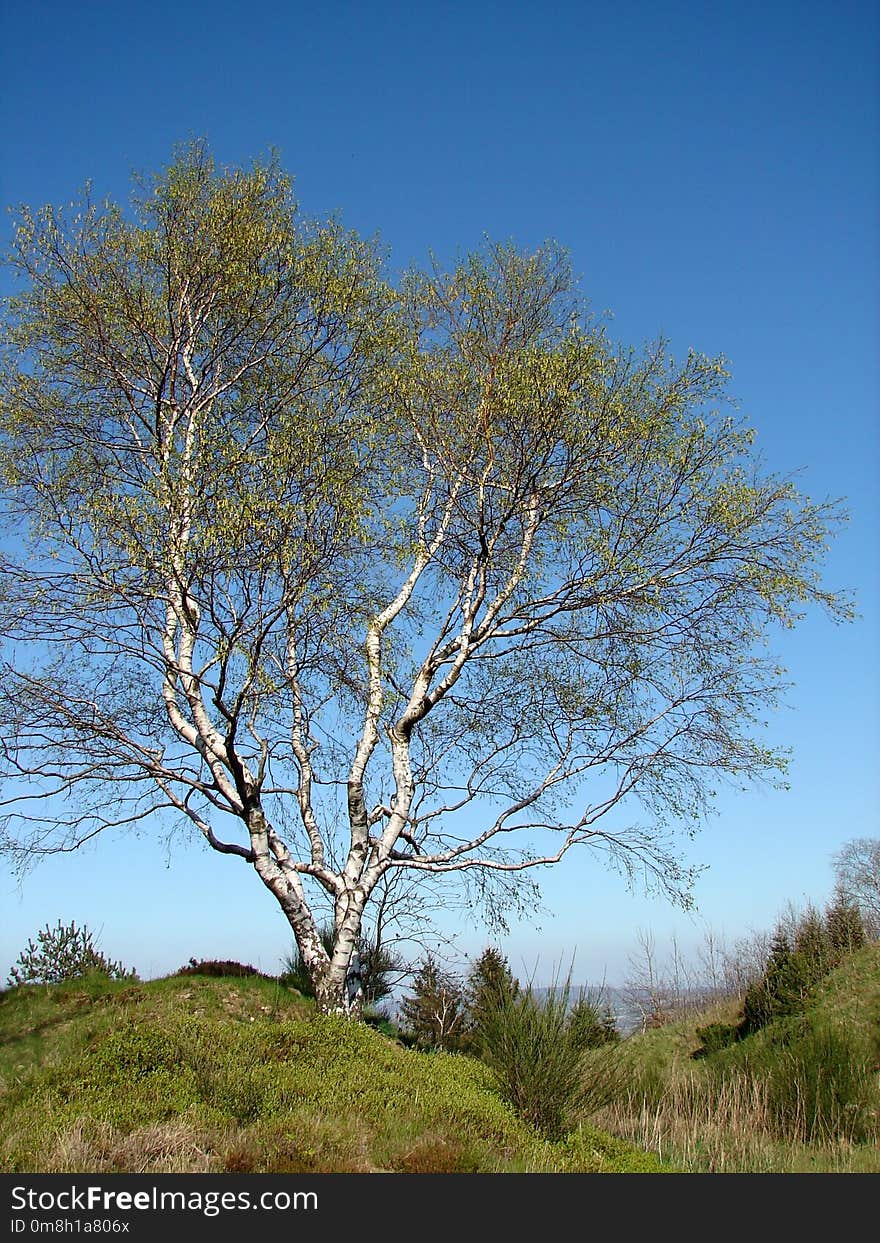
174,959,267,979
473,976,617,1139
7,921,135,987
712,1019,880,1145
692,1021,740,1058
763,1022,879,1144
361,1010,399,1038
359,940,405,1006
278,945,314,995
280,925,403,1005
561,1125,669,1173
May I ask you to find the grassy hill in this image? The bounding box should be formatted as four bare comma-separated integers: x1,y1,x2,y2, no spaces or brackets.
6,944,876,1174
0,971,665,1174
582,943,880,1172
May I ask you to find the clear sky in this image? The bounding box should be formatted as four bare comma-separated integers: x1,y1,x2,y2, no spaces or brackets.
1,0,877,987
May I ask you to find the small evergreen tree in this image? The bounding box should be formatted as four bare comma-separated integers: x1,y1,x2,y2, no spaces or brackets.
8,920,135,986
824,896,866,960
400,955,466,1051
464,947,519,1052
740,928,793,1034
792,906,831,978
739,900,868,1038
567,993,621,1050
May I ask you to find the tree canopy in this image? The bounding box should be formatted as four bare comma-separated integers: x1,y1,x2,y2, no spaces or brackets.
0,143,849,1012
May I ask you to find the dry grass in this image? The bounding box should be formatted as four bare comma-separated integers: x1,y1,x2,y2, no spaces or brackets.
45,1118,222,1173
593,1071,880,1173
594,1072,784,1172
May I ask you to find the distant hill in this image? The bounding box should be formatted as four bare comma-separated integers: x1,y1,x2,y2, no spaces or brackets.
530,984,716,1035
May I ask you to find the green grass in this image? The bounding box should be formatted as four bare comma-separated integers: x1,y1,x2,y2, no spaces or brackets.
0,973,666,1174
7,947,877,1174
582,944,880,1172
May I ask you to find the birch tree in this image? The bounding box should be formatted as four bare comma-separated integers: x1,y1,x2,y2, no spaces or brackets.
0,144,849,1013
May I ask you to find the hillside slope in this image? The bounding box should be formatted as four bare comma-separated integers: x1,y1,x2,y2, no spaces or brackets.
0,973,665,1173
582,943,880,1172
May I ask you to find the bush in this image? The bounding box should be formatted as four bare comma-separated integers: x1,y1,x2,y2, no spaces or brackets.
463,950,619,1055
473,976,618,1139
7,921,135,987
763,1022,879,1143
278,945,314,996
174,959,268,979
710,1019,880,1145
692,1021,740,1058
280,925,403,1005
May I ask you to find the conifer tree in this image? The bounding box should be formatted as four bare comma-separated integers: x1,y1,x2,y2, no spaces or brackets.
400,956,465,1050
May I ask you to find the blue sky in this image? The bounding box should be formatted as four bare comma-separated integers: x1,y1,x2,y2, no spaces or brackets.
1,0,877,986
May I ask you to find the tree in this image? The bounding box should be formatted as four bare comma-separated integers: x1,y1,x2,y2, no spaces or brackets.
0,143,849,1014
823,894,866,957
8,919,135,986
832,838,880,938
399,955,466,1050
737,898,866,1037
566,993,620,1049
464,946,519,1052
740,927,795,1034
